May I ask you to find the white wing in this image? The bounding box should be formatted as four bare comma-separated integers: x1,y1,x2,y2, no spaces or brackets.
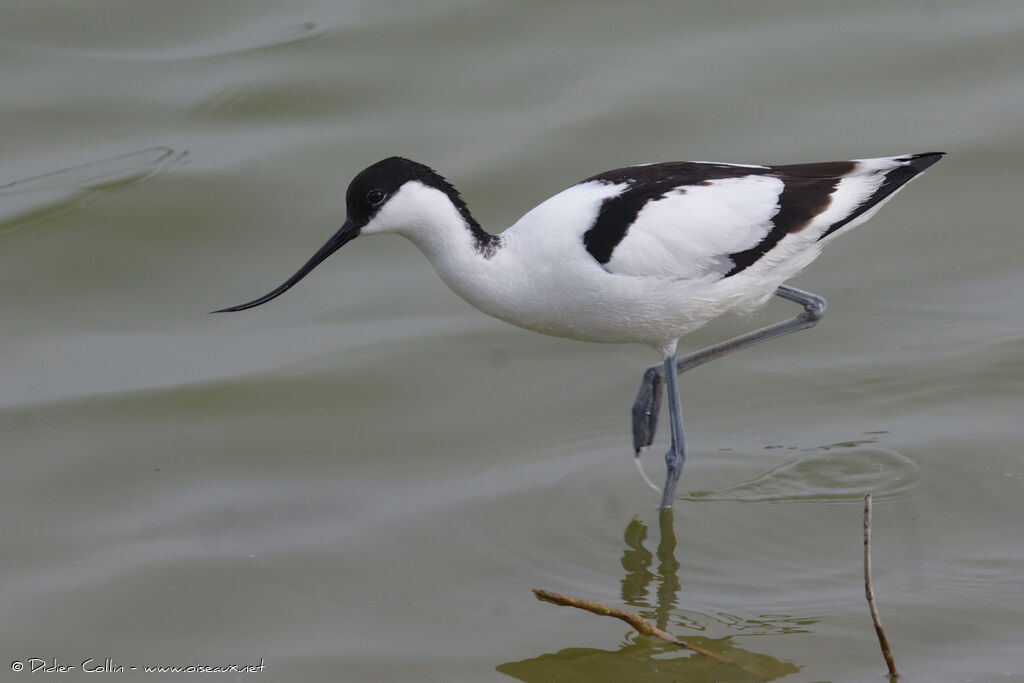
605,174,785,278
595,154,942,281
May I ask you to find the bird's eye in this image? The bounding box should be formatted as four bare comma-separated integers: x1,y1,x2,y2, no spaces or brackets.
366,189,385,206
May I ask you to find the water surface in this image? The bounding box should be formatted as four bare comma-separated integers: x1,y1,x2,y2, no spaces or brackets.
2,1,1023,681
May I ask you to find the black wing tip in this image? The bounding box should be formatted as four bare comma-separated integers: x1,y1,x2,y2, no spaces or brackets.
902,152,945,173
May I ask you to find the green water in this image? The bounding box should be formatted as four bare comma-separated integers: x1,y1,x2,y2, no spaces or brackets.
3,1,1023,681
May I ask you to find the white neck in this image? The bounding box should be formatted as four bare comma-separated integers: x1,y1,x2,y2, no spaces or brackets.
361,181,506,310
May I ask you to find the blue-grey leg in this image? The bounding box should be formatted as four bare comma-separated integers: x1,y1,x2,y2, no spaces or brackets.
660,354,687,509
635,285,827,504
631,365,664,454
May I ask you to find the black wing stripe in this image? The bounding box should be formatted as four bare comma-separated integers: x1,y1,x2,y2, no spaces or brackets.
583,182,680,264
725,174,846,277
583,162,758,265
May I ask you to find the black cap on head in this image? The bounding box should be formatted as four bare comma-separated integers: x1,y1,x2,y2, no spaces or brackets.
344,156,476,230
211,157,486,313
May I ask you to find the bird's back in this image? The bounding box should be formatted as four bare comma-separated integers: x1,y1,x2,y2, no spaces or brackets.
571,153,942,281
487,153,941,349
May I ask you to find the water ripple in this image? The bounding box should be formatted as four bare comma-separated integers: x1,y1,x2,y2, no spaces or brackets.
0,146,185,233
147,20,330,61
689,440,920,503
0,147,182,196
8,20,330,62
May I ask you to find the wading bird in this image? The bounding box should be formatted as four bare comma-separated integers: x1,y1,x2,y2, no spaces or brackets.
215,152,942,509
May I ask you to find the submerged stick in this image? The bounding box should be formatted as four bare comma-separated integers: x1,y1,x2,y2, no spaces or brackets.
864,494,900,678
531,588,764,678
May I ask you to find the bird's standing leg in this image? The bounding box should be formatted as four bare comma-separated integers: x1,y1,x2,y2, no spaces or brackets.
634,285,827,504
659,354,687,509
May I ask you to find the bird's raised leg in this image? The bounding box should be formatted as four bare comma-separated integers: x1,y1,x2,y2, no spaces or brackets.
631,365,664,455
634,285,827,506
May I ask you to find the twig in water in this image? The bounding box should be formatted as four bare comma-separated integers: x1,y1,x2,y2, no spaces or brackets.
531,588,765,679
864,493,900,678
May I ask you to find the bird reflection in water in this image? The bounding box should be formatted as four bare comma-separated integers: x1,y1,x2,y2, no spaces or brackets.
620,514,681,633
497,512,806,682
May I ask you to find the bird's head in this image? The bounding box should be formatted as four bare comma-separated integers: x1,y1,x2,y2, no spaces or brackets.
212,156,470,313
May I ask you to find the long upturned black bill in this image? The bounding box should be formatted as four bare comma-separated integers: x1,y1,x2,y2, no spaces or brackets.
211,220,360,313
